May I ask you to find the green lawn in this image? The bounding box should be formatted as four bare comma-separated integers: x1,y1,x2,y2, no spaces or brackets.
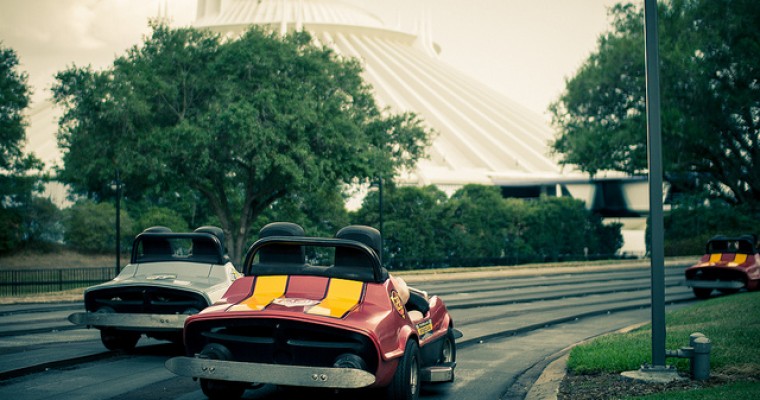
623,382,760,400
567,291,760,398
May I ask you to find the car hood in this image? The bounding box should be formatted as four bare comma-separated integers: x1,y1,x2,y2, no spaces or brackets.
689,252,757,269
87,261,230,297
199,275,398,325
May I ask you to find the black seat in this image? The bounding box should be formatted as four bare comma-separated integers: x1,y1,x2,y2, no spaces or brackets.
407,291,430,316
139,237,173,261
191,237,221,263
332,225,383,281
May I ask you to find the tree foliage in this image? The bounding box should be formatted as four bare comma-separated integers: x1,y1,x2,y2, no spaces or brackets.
63,200,134,254
351,184,622,269
0,43,46,253
550,0,760,205
0,44,34,175
52,23,430,264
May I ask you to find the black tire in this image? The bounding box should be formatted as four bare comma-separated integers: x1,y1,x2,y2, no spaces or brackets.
386,340,420,400
200,379,246,400
718,288,740,295
438,328,456,382
100,329,140,351
693,287,713,299
198,344,246,400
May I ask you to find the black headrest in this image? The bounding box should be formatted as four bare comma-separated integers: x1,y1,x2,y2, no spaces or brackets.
335,225,382,262
141,237,173,256
143,226,172,233
195,226,225,243
257,222,306,264
259,222,305,238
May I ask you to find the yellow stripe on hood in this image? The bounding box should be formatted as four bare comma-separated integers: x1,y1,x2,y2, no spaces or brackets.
230,275,288,311
306,278,365,318
729,253,748,266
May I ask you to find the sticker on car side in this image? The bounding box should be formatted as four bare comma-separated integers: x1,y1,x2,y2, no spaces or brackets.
416,319,433,339
390,290,405,319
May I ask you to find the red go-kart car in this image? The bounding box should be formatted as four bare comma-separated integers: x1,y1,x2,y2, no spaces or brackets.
685,234,760,299
166,223,459,400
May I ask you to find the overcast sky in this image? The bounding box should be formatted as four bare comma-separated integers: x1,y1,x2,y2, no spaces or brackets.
0,0,620,119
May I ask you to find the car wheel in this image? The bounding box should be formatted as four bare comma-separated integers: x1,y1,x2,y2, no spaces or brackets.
100,329,140,351
693,287,713,299
199,344,246,400
386,340,420,400
439,328,456,382
718,288,740,295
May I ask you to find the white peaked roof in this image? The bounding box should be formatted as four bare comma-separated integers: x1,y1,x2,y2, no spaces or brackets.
24,0,571,196
194,0,565,189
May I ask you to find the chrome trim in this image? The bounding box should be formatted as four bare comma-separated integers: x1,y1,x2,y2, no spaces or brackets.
165,357,376,389
685,280,744,289
68,312,188,329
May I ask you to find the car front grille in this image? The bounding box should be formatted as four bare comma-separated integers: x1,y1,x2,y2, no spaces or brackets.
185,318,378,373
85,286,208,314
686,267,748,284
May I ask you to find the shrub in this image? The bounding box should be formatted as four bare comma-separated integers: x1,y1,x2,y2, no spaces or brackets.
63,200,134,253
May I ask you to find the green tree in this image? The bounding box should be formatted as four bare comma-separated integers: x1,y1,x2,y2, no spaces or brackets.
446,185,512,260
352,185,450,267
133,205,190,234
522,197,620,261
63,200,134,253
53,24,430,264
550,0,760,205
0,44,45,253
254,185,350,241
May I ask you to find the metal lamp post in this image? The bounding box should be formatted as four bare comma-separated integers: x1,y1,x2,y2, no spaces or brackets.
110,170,124,276
644,0,666,369
370,177,384,266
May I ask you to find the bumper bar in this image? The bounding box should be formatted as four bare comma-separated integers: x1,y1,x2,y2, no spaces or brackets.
68,312,187,330
685,280,745,289
165,357,376,389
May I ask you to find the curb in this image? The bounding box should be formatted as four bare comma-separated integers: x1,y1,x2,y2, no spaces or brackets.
523,321,650,400
524,352,570,400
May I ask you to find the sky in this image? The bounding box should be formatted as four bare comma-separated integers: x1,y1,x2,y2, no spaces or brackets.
0,0,620,119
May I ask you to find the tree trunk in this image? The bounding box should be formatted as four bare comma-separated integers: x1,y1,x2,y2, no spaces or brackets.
230,230,247,271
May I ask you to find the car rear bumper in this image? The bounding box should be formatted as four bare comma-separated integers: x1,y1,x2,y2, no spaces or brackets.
685,279,745,289
165,356,376,389
68,312,187,330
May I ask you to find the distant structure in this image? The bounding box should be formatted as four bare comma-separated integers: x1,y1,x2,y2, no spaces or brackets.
24,0,649,254
194,0,566,193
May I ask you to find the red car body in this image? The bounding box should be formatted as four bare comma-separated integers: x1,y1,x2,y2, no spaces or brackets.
685,235,760,299
166,223,457,400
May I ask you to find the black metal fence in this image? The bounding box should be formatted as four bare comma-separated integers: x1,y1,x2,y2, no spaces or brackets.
0,268,115,297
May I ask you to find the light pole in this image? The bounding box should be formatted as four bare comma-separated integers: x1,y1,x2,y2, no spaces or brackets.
370,177,384,266
110,170,123,276
644,0,666,369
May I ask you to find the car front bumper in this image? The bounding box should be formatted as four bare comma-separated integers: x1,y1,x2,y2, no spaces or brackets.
68,312,188,330
684,279,745,289
165,356,376,389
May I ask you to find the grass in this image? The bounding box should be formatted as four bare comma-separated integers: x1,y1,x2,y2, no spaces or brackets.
0,287,86,305
621,381,760,399
566,291,760,398
0,249,122,269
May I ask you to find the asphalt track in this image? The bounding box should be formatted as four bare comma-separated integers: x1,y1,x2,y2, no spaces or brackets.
0,261,696,399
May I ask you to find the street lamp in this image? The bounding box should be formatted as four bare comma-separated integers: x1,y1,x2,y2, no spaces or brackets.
370,177,384,266
110,170,124,276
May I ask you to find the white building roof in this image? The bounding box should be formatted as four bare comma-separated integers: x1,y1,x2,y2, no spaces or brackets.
195,0,567,187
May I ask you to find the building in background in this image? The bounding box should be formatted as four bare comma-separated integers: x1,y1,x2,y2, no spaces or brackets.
25,0,650,255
